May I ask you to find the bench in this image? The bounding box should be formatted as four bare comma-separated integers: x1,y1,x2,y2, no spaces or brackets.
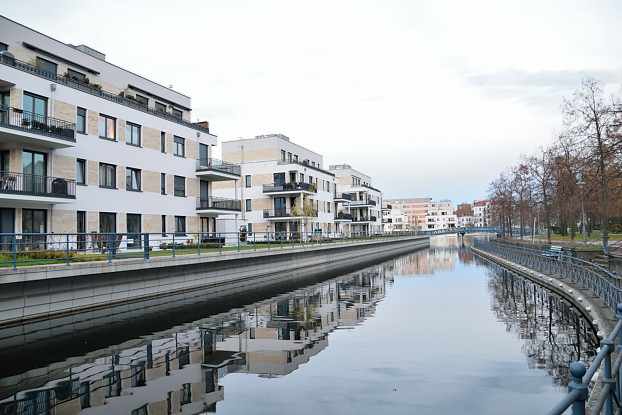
543,245,563,258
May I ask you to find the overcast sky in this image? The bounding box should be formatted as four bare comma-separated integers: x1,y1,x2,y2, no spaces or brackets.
4,1,622,203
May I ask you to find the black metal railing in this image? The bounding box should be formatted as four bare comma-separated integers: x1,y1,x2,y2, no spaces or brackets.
370,216,377,221
263,208,318,218
0,172,76,198
0,105,75,142
0,54,211,135
197,197,241,211
350,199,372,206
335,212,353,220
351,217,370,222
196,158,241,176
263,182,317,193
335,193,353,201
369,200,377,206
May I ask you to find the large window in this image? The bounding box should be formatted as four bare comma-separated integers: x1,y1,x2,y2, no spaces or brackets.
175,216,186,235
36,57,57,76
23,92,47,118
281,150,286,161
172,108,183,119
245,175,251,188
67,68,87,83
98,114,116,140
99,212,116,234
99,163,116,188
160,173,166,195
125,122,141,146
160,131,166,153
174,136,185,157
155,102,167,113
76,159,86,185
22,209,47,249
174,176,185,197
126,214,141,249
76,107,86,134
126,168,141,191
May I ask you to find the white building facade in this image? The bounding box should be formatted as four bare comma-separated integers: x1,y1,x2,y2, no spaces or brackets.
473,199,492,227
425,200,457,230
382,204,408,233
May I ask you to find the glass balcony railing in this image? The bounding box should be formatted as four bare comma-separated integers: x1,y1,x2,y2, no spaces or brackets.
263,208,318,218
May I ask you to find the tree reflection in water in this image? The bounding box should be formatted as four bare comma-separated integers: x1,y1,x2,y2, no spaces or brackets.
486,262,599,388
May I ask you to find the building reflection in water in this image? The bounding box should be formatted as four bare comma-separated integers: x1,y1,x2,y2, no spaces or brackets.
484,261,599,388
0,266,388,415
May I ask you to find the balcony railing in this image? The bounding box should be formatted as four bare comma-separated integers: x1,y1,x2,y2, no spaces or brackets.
350,199,372,206
0,54,211,135
0,172,76,198
196,158,241,176
263,182,317,193
335,193,353,201
263,208,318,218
370,215,377,221
351,217,370,222
197,197,241,211
0,106,75,142
335,212,353,220
369,200,377,206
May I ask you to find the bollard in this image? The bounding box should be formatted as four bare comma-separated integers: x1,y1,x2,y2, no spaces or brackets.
143,233,150,261
568,361,587,415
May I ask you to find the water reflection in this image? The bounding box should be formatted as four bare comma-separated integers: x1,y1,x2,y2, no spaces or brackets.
0,236,599,415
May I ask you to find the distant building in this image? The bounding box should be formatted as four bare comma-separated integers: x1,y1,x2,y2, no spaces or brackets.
425,200,456,230
384,197,431,231
473,199,492,227
456,203,474,227
382,203,408,233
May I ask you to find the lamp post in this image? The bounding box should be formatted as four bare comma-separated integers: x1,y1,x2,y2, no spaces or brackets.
577,172,587,244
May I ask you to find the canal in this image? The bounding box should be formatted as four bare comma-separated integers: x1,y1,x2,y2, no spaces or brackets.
0,236,598,414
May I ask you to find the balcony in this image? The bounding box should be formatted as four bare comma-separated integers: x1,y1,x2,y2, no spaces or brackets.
334,193,353,202
196,197,241,216
0,106,76,148
349,200,374,208
196,158,241,181
0,172,76,204
263,207,318,220
335,212,353,221
263,182,317,195
0,54,212,136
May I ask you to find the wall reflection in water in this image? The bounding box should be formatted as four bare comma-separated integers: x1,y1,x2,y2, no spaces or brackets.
0,268,388,415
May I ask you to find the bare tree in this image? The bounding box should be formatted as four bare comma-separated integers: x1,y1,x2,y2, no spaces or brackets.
526,149,555,244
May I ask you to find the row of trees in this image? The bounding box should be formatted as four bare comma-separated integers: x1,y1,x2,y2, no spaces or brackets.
488,79,622,254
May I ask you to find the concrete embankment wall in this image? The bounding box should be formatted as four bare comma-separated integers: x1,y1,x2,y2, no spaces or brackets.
0,236,429,327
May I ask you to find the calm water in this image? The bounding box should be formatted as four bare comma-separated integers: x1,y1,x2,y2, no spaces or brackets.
0,236,598,414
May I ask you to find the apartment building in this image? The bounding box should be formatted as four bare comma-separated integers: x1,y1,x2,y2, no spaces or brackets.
0,16,241,246
456,202,474,227
473,199,492,227
382,203,408,233
330,164,383,235
385,197,432,231
425,199,456,230
215,134,336,238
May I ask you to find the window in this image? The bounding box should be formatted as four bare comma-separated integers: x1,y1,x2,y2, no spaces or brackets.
155,102,167,113
67,68,87,83
76,107,86,134
125,122,141,146
174,136,185,157
247,223,253,236
160,173,166,195
126,168,141,191
181,383,192,405
79,381,90,409
287,152,292,163
294,154,298,162
245,199,252,212
175,216,186,235
161,215,167,236
172,108,183,119
104,371,121,398
245,175,251,188
76,159,86,185
98,114,116,140
160,131,166,153
36,57,57,76
281,150,286,161
174,175,185,197
99,163,116,188
23,92,47,118
135,94,148,107
126,214,141,249
99,212,116,233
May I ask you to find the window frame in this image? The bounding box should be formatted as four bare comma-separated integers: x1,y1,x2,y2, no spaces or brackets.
174,175,185,197
125,167,141,192
172,108,183,119
76,107,86,134
98,163,116,189
160,173,166,195
155,102,167,113
245,175,252,188
160,131,166,153
125,122,141,147
76,158,86,185
36,57,57,76
67,68,87,83
175,216,186,236
245,199,252,212
173,136,185,157
98,114,116,140
161,215,167,236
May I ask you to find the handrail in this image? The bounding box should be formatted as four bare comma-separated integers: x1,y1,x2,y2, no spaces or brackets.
0,171,76,198
0,54,212,135
196,197,241,211
196,158,241,176
474,240,622,414
0,105,75,142
262,182,317,193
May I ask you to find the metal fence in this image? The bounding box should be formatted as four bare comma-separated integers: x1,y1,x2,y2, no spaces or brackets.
0,105,76,141
0,230,421,271
0,171,76,198
473,240,622,414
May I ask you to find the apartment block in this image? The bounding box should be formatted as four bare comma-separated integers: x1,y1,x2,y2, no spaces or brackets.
456,202,474,227
425,200,456,230
330,164,383,235
215,134,336,238
0,16,240,246
473,199,492,227
385,197,432,231
382,203,408,233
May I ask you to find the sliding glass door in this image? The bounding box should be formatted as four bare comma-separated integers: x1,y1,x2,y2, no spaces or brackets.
22,150,47,194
